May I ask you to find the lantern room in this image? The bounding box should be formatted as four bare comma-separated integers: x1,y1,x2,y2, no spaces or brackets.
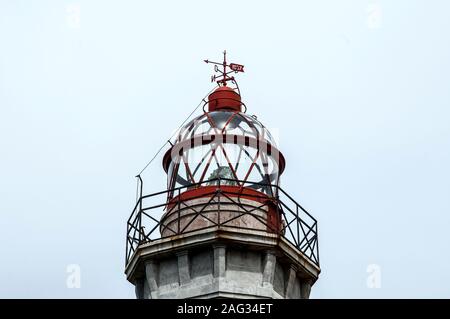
162,86,285,200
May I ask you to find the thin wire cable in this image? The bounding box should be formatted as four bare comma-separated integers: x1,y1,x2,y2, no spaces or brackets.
135,176,139,202
137,85,218,176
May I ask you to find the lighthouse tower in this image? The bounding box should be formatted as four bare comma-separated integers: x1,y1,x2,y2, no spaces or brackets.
125,52,320,299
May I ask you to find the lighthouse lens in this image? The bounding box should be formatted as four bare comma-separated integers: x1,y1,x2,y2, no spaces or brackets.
209,111,242,130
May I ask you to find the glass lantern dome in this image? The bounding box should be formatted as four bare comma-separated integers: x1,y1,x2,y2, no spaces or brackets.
162,109,285,199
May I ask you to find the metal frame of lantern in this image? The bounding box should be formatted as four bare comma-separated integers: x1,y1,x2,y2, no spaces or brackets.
162,83,284,195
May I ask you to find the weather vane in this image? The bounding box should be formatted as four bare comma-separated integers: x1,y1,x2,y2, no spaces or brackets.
204,50,245,86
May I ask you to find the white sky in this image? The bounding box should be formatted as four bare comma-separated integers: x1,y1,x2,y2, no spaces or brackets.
1,0,449,298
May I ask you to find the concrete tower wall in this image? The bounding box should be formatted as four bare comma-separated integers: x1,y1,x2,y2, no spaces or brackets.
131,230,316,299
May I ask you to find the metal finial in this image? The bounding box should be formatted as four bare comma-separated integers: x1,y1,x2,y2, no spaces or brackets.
204,51,244,86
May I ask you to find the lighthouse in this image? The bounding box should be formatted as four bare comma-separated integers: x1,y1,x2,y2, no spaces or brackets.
125,52,320,299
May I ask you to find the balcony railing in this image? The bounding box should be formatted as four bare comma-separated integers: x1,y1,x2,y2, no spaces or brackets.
126,178,319,267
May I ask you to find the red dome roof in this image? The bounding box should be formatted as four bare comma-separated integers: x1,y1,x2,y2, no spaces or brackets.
207,86,242,112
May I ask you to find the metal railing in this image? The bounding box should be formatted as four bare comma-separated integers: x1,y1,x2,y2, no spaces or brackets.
126,178,319,267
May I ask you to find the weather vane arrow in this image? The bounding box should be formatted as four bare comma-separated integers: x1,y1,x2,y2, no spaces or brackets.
204,50,245,86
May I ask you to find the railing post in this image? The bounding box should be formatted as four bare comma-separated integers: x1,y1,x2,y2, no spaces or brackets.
218,178,221,228
177,188,181,235
125,225,128,265
136,175,143,243
276,194,282,235
315,223,320,265
296,205,300,249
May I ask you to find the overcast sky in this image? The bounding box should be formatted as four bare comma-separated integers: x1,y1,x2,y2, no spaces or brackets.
1,0,449,298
